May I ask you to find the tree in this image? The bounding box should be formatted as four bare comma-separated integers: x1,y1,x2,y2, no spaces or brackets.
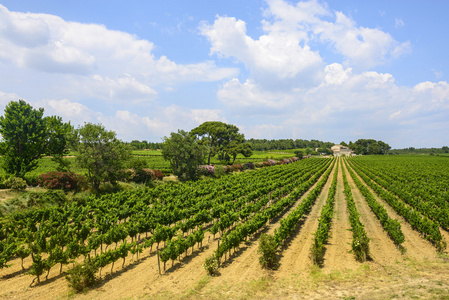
190,121,248,165
227,142,253,164
0,100,72,177
349,139,390,155
75,123,131,190
162,130,205,181
294,150,305,158
317,147,332,155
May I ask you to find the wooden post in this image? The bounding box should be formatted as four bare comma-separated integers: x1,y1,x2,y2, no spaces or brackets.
157,247,161,275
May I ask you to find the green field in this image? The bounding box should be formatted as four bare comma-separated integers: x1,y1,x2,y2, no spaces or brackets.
0,149,299,184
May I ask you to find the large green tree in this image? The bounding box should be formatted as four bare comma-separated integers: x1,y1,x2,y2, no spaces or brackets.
162,130,205,181
75,123,131,190
349,139,391,155
0,100,72,177
190,121,249,164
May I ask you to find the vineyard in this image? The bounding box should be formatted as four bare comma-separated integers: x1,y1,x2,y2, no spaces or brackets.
1,156,449,299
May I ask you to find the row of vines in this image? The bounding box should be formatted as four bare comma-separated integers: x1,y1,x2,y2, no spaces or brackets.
1,155,447,292
0,157,332,285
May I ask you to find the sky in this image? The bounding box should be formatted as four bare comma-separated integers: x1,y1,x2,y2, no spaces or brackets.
0,0,448,148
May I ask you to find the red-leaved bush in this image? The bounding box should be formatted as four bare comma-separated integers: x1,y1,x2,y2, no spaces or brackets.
125,168,164,183
38,171,85,191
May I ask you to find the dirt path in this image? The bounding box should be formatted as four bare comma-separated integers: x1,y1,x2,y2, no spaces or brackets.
341,161,402,267
204,162,336,292
273,163,335,276
345,161,441,261
321,160,359,273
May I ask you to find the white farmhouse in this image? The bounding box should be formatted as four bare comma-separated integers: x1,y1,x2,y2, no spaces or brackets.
331,145,354,157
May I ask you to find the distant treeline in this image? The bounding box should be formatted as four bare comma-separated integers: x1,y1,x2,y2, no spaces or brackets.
128,140,163,150
245,139,334,151
347,139,391,155
128,138,334,152
389,146,449,155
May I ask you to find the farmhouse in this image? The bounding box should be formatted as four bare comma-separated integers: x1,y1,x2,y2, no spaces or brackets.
331,144,354,156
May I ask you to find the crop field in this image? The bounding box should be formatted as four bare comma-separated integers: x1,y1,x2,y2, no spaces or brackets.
1,156,449,299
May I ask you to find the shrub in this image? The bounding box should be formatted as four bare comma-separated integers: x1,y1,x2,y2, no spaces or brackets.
258,234,279,269
3,177,27,191
203,255,218,275
243,163,255,170
66,261,98,293
198,165,215,176
24,174,39,186
267,159,277,166
122,168,164,184
214,165,226,178
229,164,243,172
147,169,164,181
38,171,85,191
255,162,264,168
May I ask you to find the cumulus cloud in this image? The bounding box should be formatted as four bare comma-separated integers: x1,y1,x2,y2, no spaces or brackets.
200,14,323,87
217,78,295,110
0,91,20,106
324,63,352,85
105,106,228,141
38,98,100,126
0,4,237,105
201,0,411,80
31,96,229,141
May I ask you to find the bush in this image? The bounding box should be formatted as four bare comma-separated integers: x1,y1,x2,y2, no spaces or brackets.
24,174,39,186
124,168,164,184
255,162,265,168
198,165,215,176
243,163,255,170
66,261,98,293
3,177,27,191
226,164,243,173
38,171,85,191
203,255,218,275
267,159,277,166
258,234,279,269
214,165,226,178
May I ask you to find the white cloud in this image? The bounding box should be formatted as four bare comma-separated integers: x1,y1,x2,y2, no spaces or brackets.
316,11,411,68
217,78,299,113
0,91,20,106
106,106,228,141
0,4,237,104
38,98,100,126
242,123,285,139
324,63,352,85
90,75,158,103
200,15,323,86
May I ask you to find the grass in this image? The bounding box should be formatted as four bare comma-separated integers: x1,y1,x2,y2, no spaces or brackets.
182,276,211,299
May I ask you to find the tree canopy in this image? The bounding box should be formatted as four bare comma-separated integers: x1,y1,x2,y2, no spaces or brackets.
348,139,391,155
75,122,131,190
162,129,205,181
190,121,249,164
0,100,72,177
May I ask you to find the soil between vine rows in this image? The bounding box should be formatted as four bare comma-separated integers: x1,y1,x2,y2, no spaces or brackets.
1,159,448,299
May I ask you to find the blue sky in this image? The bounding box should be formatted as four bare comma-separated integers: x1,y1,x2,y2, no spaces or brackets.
0,0,448,148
